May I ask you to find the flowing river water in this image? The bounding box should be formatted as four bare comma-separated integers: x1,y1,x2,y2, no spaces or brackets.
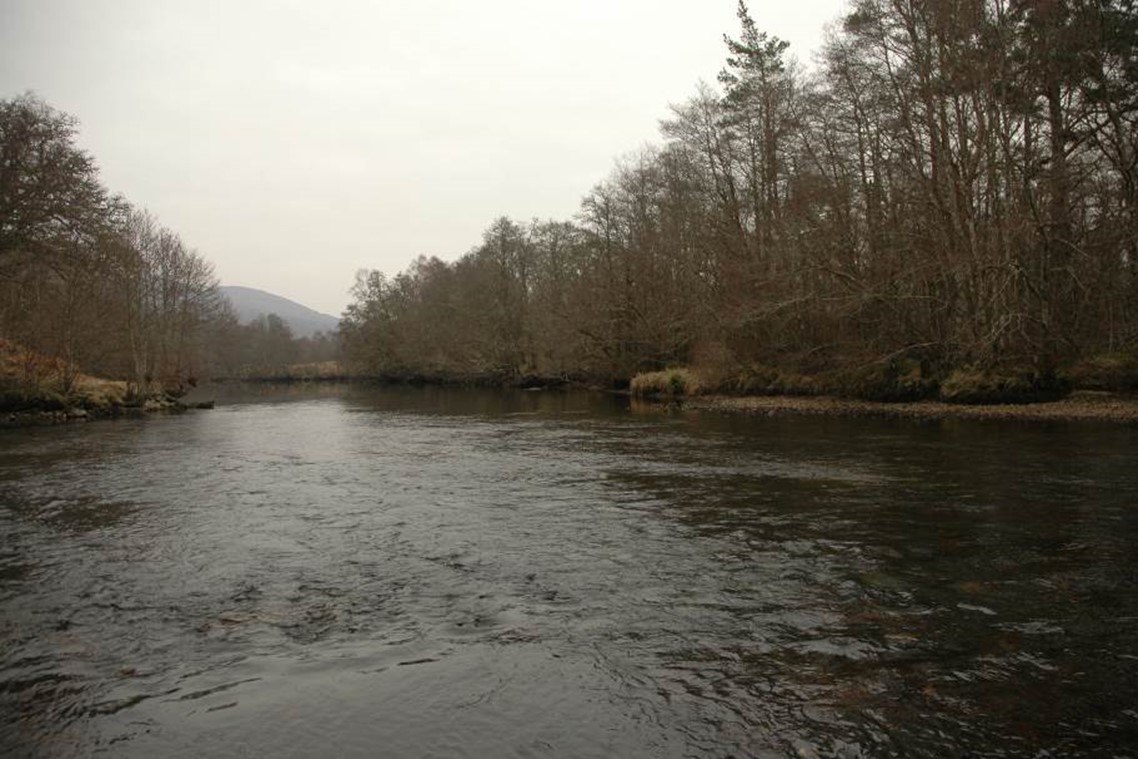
1,385,1136,757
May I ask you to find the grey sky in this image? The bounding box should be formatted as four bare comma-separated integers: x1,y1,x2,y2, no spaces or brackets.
2,0,847,316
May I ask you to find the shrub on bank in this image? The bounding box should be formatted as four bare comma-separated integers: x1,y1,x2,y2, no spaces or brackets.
733,364,822,396
0,381,69,412
1064,353,1138,392
0,375,134,413
630,368,705,398
831,359,940,402
939,366,1071,404
283,361,350,381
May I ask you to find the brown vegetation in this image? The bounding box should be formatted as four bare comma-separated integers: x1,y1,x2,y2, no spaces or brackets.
0,95,226,397
688,391,1138,425
225,361,350,383
630,368,707,398
7,1,1138,404
341,1,1138,404
630,359,1076,406
0,94,341,394
0,338,128,413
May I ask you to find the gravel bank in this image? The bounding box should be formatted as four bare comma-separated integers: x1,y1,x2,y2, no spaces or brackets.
686,390,1138,424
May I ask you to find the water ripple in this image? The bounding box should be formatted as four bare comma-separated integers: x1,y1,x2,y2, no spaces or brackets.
1,386,1136,757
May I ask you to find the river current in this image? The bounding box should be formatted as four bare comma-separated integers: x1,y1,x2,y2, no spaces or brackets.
1,385,1136,757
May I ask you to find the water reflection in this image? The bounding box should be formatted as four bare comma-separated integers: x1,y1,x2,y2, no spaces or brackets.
1,385,1136,757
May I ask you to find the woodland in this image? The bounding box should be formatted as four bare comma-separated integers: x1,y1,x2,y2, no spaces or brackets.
0,93,334,407
3,0,1138,408
340,0,1138,401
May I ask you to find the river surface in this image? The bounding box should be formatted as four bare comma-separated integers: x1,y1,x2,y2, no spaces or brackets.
1,385,1136,758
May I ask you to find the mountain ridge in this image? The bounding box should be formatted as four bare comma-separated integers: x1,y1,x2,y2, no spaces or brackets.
220,285,340,339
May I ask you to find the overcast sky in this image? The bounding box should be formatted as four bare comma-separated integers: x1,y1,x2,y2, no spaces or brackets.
2,0,847,316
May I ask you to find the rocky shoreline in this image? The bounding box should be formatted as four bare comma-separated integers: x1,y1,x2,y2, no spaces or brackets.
0,398,214,429
684,390,1138,425
6,380,1136,428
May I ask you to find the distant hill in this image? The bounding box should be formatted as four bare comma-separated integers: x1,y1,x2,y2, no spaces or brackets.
220,286,340,339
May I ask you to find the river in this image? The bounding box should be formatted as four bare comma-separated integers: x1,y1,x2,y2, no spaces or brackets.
1,385,1136,757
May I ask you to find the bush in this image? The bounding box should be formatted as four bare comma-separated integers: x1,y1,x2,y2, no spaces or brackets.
630,368,705,398
733,364,822,396
0,387,27,411
832,359,940,402
0,383,67,411
1064,353,1138,392
939,366,1071,404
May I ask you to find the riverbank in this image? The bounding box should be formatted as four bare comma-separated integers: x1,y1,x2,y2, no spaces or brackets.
0,340,217,428
0,375,214,429
684,390,1138,424
0,395,214,429
219,369,1138,424
221,363,578,390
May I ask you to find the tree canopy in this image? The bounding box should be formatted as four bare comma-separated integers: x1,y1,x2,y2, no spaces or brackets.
341,0,1138,395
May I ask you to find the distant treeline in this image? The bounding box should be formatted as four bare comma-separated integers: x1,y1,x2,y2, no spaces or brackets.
342,0,1138,397
0,93,336,400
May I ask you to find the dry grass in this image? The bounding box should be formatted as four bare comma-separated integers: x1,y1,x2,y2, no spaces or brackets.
630,368,707,398
70,374,129,409
1,339,128,410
